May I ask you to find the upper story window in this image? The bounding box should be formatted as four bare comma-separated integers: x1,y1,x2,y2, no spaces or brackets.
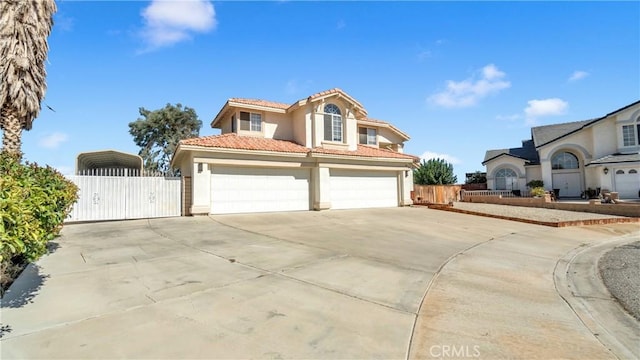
323,104,342,142
622,118,640,146
231,115,236,133
359,127,377,145
551,152,579,170
240,111,261,132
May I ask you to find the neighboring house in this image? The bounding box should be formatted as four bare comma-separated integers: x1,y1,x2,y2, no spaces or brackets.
171,88,417,215
483,100,640,198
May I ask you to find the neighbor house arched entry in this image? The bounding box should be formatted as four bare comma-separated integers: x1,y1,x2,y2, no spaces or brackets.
551,151,583,197
494,168,518,190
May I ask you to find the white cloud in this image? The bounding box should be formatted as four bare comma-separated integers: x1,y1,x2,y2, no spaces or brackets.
420,151,461,165
140,0,216,50
568,70,589,82
417,50,432,61
428,64,511,108
524,98,568,125
39,132,69,149
336,19,346,30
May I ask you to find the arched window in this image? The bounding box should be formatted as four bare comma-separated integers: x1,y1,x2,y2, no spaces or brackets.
629,169,638,174
323,104,342,142
551,152,579,170
495,168,518,190
616,170,625,175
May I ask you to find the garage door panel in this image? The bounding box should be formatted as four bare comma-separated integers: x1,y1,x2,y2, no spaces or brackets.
211,167,310,214
330,170,398,210
615,169,639,199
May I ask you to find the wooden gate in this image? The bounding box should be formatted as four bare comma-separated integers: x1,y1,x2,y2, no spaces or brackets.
66,175,182,222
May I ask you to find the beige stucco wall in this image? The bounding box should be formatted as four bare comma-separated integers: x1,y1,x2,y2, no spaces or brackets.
378,128,405,146
219,117,231,134
525,165,542,184
263,112,293,140
290,106,310,147
592,117,617,159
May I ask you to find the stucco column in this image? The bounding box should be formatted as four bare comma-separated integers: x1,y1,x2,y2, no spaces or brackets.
540,159,553,192
190,162,211,215
313,166,331,210
399,169,413,206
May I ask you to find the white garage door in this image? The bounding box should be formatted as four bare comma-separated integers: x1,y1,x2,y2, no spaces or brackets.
211,167,310,214
329,169,398,210
614,169,639,199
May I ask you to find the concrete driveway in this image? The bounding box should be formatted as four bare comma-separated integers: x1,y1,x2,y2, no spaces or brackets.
1,207,638,359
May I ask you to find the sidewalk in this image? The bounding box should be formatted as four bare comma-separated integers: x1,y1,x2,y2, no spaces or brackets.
408,224,640,359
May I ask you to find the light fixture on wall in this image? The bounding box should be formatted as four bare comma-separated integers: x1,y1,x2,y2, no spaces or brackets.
603,167,609,175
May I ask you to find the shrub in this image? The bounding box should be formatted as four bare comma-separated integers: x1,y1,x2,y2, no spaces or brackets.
0,151,78,267
527,180,544,188
530,187,546,197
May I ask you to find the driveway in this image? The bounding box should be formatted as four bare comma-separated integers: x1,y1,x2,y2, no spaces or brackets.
1,207,638,359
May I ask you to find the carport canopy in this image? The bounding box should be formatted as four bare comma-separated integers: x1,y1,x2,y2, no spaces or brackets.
76,150,143,175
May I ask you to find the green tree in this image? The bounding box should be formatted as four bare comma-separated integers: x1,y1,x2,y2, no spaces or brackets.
128,103,202,175
0,0,57,157
465,171,487,184
414,158,458,185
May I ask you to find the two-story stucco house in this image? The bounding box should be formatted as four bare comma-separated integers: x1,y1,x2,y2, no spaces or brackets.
483,100,640,199
171,88,417,215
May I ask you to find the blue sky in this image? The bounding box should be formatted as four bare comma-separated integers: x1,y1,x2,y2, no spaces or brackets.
20,0,640,181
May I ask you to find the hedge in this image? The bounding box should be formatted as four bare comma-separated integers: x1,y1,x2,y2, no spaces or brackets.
0,151,78,265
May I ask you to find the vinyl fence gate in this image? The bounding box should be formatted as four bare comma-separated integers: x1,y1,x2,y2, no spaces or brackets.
66,174,182,222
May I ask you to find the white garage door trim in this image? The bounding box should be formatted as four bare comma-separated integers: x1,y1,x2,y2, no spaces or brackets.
614,168,639,199
329,169,398,210
211,166,310,214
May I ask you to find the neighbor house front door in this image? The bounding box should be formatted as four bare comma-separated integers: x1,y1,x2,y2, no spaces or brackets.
552,172,582,197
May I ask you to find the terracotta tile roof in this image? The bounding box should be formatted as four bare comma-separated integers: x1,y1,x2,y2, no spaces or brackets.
228,98,290,110
306,88,365,111
180,134,309,153
180,134,417,161
312,145,417,160
362,117,389,125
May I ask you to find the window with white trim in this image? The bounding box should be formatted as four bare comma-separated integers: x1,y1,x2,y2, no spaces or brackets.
622,125,636,146
323,104,342,142
495,168,518,190
551,152,579,170
358,127,377,145
239,111,261,132
622,118,640,147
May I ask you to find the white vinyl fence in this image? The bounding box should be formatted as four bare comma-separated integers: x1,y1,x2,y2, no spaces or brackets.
66,176,182,222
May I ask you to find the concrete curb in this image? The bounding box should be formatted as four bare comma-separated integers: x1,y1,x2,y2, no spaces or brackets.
423,204,640,227
554,235,640,359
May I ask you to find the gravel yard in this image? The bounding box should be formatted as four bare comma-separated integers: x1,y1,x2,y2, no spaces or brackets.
452,202,627,223
599,241,640,321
